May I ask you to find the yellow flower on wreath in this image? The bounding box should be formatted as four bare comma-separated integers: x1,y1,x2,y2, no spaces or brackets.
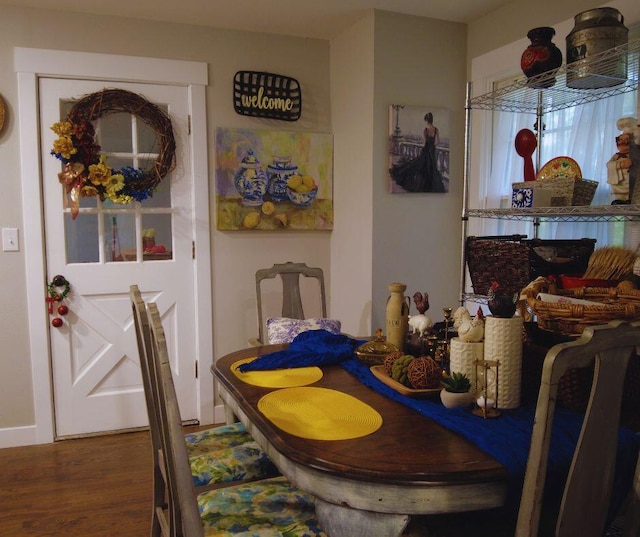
105,173,125,197
51,121,73,137
80,184,99,198
88,156,112,187
52,136,77,160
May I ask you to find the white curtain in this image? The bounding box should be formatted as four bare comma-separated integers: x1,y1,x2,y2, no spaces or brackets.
470,89,638,247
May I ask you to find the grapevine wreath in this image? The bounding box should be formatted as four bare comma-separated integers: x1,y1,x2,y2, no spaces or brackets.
50,88,176,219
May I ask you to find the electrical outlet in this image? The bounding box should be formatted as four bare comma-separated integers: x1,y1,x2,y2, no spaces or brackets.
2,228,19,252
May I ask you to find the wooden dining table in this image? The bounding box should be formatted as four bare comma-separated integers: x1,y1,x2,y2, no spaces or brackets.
212,345,509,537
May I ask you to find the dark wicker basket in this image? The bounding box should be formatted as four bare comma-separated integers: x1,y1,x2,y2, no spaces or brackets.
465,235,596,296
522,323,640,413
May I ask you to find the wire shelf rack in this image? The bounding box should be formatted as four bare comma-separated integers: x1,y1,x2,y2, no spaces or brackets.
468,39,639,114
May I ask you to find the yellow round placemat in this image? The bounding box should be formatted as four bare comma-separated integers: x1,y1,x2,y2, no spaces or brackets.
257,387,383,440
231,358,323,388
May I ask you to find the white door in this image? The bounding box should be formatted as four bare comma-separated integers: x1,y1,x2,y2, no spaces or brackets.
40,78,197,438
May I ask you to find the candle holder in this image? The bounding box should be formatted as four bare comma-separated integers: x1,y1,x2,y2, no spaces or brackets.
440,307,453,369
472,359,500,419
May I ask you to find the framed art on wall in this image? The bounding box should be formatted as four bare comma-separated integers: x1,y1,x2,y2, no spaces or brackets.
388,105,450,193
215,127,333,230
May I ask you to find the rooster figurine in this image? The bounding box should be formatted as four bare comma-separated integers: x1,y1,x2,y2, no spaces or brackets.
457,307,485,343
453,306,471,331
413,292,430,314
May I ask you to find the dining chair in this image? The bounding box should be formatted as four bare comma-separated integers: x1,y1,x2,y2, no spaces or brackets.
514,320,640,537
407,320,640,537
147,300,326,537
130,286,279,535
251,261,327,346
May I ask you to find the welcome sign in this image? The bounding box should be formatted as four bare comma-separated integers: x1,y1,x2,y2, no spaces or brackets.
233,71,301,121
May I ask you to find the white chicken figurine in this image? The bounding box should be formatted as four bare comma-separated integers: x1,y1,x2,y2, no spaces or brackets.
453,306,471,331
408,314,433,337
457,307,485,343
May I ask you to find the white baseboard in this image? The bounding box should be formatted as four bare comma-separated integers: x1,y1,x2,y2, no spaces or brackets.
0,425,43,448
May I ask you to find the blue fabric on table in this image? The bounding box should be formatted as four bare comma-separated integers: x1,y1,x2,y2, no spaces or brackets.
237,330,365,372
341,356,640,520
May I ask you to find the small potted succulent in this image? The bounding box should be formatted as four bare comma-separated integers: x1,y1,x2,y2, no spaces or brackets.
440,372,474,409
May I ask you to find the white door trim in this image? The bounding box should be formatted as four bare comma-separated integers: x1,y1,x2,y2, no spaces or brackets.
15,47,212,445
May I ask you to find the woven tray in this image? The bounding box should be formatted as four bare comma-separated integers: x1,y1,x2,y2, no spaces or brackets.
524,280,640,336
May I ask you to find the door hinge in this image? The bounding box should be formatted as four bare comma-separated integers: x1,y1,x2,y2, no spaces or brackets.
188,115,191,135
192,241,195,259
195,360,199,379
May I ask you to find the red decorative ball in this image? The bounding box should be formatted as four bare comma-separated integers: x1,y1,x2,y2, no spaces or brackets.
51,317,63,328
57,305,69,316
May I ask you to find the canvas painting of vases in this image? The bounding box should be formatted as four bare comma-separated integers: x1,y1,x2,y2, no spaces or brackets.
215,127,333,230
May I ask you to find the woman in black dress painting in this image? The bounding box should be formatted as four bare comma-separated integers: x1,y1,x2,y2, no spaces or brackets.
390,112,445,193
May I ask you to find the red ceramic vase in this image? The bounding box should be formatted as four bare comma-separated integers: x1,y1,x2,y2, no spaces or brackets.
521,27,563,88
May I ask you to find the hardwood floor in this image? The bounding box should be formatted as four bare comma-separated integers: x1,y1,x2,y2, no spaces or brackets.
0,430,154,536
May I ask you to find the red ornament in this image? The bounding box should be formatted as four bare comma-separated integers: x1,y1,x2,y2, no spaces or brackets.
51,317,63,328
57,305,69,316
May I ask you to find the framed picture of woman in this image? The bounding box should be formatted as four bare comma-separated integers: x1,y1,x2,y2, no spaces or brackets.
388,105,450,193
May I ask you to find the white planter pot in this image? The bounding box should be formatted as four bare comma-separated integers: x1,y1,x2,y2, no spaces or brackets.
440,389,474,409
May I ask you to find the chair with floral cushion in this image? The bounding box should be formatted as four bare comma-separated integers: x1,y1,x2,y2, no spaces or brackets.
147,300,326,537
251,261,329,346
130,286,279,536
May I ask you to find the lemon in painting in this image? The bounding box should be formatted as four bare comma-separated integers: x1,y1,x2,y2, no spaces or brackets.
302,176,316,189
287,175,302,190
261,201,275,215
242,212,261,229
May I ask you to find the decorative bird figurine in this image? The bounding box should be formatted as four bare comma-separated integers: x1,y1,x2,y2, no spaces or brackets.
458,308,485,343
413,292,430,314
408,313,433,337
453,306,471,331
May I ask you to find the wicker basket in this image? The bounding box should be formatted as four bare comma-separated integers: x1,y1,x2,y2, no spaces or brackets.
512,177,598,206
465,236,596,296
524,281,640,336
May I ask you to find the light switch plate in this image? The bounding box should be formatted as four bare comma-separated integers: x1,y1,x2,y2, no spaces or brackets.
2,228,19,252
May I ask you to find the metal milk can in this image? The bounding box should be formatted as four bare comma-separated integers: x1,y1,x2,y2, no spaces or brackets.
566,7,628,89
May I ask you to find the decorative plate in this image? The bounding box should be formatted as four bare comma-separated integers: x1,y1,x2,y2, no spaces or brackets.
370,365,440,398
536,156,582,181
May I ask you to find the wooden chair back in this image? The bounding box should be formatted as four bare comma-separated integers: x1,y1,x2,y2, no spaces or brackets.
130,285,167,537
516,320,640,537
148,301,204,537
255,261,326,344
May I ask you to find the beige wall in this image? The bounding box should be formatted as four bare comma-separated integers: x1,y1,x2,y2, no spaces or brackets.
370,12,467,330
468,0,597,60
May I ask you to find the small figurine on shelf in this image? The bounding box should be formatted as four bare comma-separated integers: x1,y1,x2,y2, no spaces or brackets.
606,117,636,204
457,307,485,343
487,281,517,318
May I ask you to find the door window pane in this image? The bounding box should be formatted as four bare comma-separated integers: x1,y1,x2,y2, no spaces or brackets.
142,213,173,260
105,213,135,262
100,112,133,153
65,213,98,263
142,177,172,208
